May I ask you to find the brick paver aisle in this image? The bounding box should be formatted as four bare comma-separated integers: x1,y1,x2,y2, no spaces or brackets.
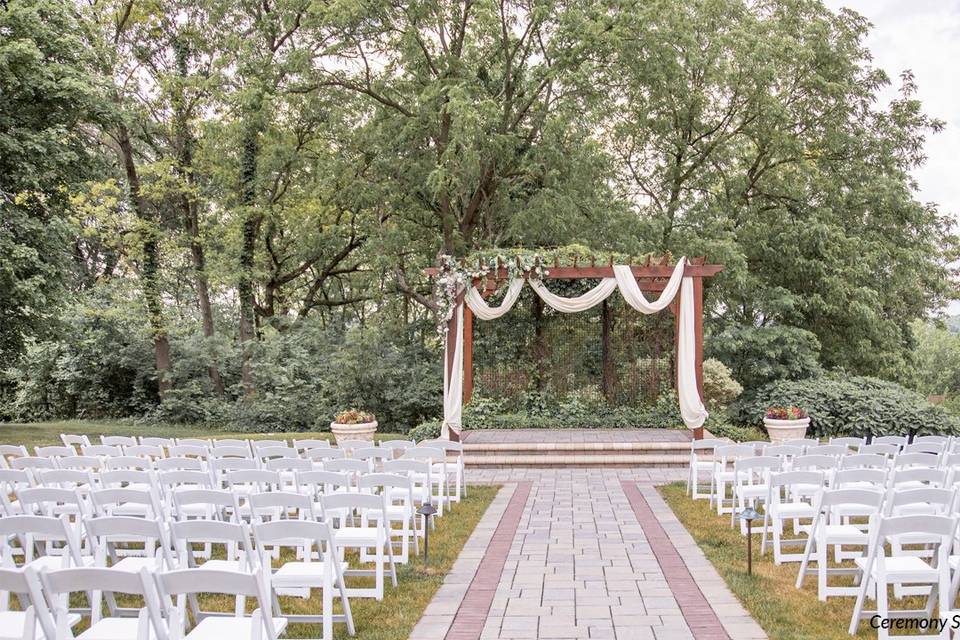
418,470,766,640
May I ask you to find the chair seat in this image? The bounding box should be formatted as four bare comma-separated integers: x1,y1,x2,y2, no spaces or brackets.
196,559,245,572
854,556,939,580
26,555,96,571
110,557,162,573
0,610,82,638
186,616,288,640
334,528,380,545
77,616,160,640
769,502,815,518
822,524,869,544
273,560,348,588
110,503,152,518
737,485,768,499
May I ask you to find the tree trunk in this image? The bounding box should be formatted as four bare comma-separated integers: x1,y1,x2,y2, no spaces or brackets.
173,39,224,396
117,125,171,398
237,122,261,397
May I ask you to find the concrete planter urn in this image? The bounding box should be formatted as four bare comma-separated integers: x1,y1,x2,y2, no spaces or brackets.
330,409,377,446
763,416,810,444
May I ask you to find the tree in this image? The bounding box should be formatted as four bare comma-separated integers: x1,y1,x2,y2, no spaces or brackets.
0,0,108,366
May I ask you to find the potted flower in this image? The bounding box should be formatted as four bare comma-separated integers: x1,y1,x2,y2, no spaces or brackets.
330,409,378,445
763,406,810,444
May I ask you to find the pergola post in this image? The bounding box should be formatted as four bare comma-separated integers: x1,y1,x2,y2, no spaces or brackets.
463,305,474,404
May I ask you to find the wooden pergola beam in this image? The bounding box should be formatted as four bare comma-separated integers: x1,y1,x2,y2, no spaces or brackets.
423,263,723,280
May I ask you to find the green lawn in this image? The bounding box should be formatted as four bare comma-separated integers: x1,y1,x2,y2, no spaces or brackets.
0,419,405,450
659,482,931,640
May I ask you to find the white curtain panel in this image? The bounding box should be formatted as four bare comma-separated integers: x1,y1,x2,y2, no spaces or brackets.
465,277,525,320
442,257,709,435
528,277,618,312
441,304,464,439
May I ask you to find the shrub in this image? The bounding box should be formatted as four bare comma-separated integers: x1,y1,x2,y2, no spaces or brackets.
706,421,767,442
461,392,683,429
731,375,959,439
409,420,442,441
701,358,742,410
707,325,822,393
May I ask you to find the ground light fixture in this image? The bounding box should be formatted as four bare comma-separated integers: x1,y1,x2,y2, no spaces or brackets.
738,506,761,575
417,502,438,565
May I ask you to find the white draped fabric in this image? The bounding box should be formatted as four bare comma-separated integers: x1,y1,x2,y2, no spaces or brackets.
443,257,708,436
527,277,618,312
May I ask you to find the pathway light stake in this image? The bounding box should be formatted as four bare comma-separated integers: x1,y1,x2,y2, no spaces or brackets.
739,506,760,575
418,503,438,565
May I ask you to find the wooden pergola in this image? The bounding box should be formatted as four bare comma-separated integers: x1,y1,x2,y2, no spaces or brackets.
425,256,723,439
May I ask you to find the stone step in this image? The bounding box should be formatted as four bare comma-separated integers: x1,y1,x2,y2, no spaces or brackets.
464,452,688,468
464,441,689,453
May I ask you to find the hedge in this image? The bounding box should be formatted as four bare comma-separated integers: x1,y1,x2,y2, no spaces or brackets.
731,375,959,439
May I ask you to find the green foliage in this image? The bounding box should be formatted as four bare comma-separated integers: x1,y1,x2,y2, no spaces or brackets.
701,358,742,410
409,420,442,442
731,375,959,439
907,319,960,397
705,422,766,443
707,325,823,393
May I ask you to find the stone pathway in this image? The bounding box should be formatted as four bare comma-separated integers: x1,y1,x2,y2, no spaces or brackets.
411,469,766,640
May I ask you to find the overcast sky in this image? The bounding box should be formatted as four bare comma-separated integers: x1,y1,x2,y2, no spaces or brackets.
821,0,960,219
822,0,960,313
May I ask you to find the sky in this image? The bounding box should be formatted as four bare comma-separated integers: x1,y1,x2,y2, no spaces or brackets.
821,0,960,312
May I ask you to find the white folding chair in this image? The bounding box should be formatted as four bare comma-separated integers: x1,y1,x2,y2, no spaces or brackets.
210,446,255,461
81,444,123,459
123,445,165,461
337,440,373,456
358,473,421,563
251,440,288,453
796,488,884,600
60,434,91,451
849,514,957,639
882,487,956,597
138,437,174,450
805,444,847,458
157,568,286,640
0,469,33,516
0,445,30,470
9,458,57,474
55,456,102,472
34,446,76,461
210,459,260,490
888,467,948,490
211,439,252,452
831,467,888,491
292,439,329,453
838,453,888,471
251,519,354,640
321,493,397,600
0,515,91,572
422,439,466,503
913,435,950,446
104,456,153,472
761,470,824,564
873,435,908,449
0,565,62,640
175,438,212,449
401,448,448,516
90,487,164,520
903,441,945,457
303,448,345,464
782,438,818,450
686,438,728,500
41,566,168,640
710,444,755,515
101,436,138,447
828,436,865,451
860,443,900,458
730,456,781,532
156,457,205,473
379,440,415,460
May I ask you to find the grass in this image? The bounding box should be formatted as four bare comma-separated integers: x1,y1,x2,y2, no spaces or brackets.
659,483,933,640
0,419,406,450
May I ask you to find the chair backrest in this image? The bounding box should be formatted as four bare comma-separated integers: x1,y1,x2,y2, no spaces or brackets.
167,444,208,459
913,435,950,445
829,436,865,449
884,487,955,516
168,521,255,570
35,445,76,459
0,566,56,640
41,566,168,639
100,469,155,489
252,439,288,451
903,442,945,455
379,440,415,456
210,458,259,485
248,491,316,521
321,492,385,521
157,470,212,496
172,489,241,522
0,445,29,468
832,467,888,489
85,515,174,568
422,439,464,454
839,453,888,470
873,435,908,447
805,444,847,457
139,437,174,448
782,438,819,449
383,459,430,477
175,438,212,449
17,486,87,518
303,448,345,462
292,439,330,452
0,515,84,567
893,451,940,469
816,488,885,518
0,469,34,512
296,470,352,496
104,455,153,471
264,458,312,474
251,519,334,560
158,568,279,640
211,438,250,450
257,446,299,461
768,470,825,499
100,435,138,447
9,457,57,472
209,445,254,460
358,472,413,495
90,487,163,518
35,469,95,490
353,446,391,461
123,444,165,460
155,457,204,472
870,514,958,560
733,456,781,483
889,467,948,488
714,444,755,465
82,444,123,458
338,439,374,453
761,445,803,459
60,434,91,449
791,454,837,471
324,458,371,475
57,455,103,471
859,443,900,457
226,469,281,493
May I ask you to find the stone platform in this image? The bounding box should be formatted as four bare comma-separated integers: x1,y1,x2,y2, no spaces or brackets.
462,429,692,468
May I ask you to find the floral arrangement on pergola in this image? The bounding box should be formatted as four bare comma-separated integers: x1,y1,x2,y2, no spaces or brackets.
425,248,723,441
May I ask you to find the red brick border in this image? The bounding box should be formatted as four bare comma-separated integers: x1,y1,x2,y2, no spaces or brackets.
445,481,533,640
621,481,730,640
